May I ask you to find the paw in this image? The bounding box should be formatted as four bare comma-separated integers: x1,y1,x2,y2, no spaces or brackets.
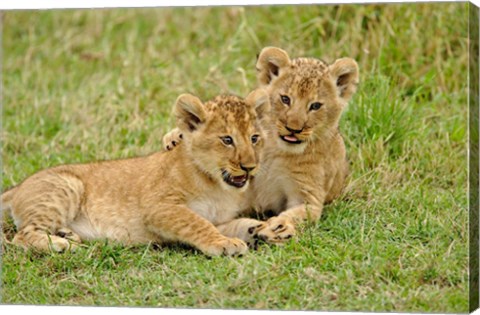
56,228,82,243
256,216,295,245
245,222,268,249
12,234,78,252
163,128,183,151
202,237,248,257
48,235,79,252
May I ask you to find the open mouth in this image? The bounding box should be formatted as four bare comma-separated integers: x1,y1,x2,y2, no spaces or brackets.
280,134,303,144
222,170,249,188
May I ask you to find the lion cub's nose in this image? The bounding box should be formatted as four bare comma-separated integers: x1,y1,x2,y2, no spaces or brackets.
285,126,304,134
240,164,256,173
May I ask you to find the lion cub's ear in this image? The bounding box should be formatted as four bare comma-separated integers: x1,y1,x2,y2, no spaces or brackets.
245,89,271,120
329,58,359,102
256,47,291,86
174,94,207,132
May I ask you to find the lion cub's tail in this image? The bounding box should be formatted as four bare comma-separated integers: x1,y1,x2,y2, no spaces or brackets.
1,186,18,220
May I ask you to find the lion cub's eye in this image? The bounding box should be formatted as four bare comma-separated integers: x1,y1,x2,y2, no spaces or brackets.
251,135,260,144
280,95,291,106
220,136,234,146
309,102,323,111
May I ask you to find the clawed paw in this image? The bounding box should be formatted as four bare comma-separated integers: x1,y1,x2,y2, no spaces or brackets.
56,228,82,243
245,222,268,250
202,237,248,257
163,128,183,151
48,236,79,252
255,216,295,245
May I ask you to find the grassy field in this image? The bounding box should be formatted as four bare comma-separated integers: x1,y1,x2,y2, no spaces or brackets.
1,3,470,312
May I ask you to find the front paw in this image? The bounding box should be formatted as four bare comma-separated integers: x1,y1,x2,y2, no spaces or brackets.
163,128,183,151
201,237,248,257
245,222,268,249
256,216,295,245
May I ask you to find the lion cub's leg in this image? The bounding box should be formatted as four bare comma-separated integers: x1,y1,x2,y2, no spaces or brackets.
163,128,183,151
11,172,84,252
145,204,248,256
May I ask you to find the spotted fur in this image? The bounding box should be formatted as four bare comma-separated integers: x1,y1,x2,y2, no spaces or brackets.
1,91,271,256
252,47,359,236
162,47,359,244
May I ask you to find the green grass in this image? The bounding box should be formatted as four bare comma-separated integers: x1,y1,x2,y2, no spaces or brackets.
1,3,469,312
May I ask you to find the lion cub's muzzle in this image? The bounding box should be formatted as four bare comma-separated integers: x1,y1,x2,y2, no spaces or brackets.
279,125,307,145
221,164,256,188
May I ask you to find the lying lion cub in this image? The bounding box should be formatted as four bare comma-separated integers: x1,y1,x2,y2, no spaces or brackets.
164,47,359,243
1,91,270,256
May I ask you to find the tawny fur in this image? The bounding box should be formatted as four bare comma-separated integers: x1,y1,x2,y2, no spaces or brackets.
251,47,359,235
1,91,272,256
163,47,359,242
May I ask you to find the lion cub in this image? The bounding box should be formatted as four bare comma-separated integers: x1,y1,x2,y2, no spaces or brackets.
164,47,359,243
251,47,359,237
1,91,270,256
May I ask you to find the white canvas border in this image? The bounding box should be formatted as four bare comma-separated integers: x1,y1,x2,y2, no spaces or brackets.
0,1,477,315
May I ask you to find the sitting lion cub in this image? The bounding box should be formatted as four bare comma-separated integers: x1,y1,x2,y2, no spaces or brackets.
250,47,359,239
1,91,270,256
164,47,359,243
